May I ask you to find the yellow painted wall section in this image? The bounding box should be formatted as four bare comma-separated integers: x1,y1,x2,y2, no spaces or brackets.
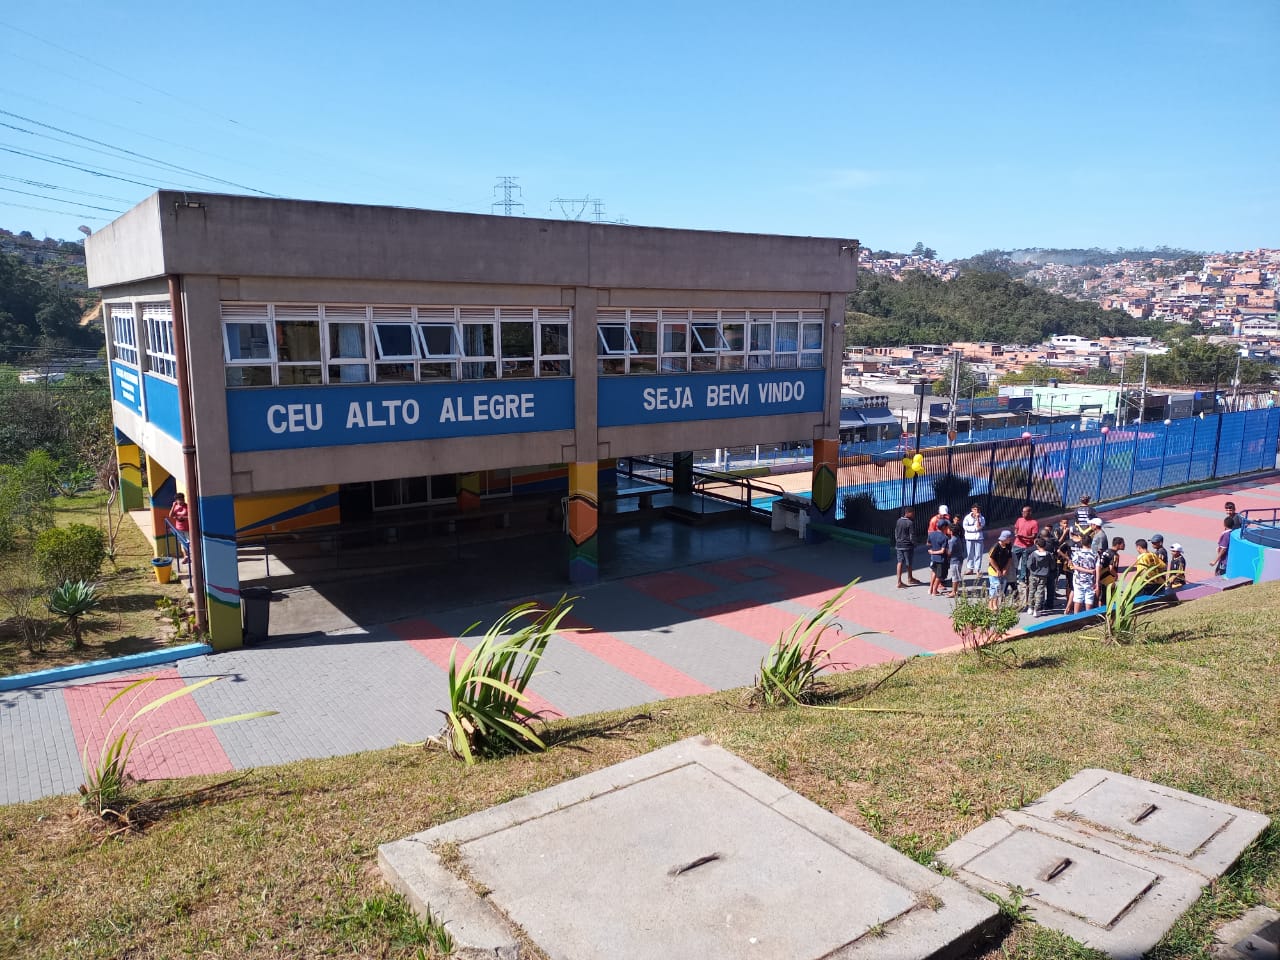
234,486,340,536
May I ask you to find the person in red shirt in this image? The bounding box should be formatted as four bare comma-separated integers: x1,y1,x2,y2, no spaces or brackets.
1011,505,1039,599
927,504,951,534
168,492,191,561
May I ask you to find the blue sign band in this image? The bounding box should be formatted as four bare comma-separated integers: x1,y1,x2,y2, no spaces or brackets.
598,369,825,427
226,379,575,452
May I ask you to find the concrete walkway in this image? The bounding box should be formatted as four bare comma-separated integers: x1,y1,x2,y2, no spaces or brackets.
3,475,1277,806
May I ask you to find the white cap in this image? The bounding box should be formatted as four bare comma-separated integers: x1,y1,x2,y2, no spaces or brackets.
1089,517,1103,526
1171,543,1183,551
939,504,949,514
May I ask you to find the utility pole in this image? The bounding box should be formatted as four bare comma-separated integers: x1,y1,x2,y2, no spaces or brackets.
589,199,607,223
491,176,524,216
1231,354,1242,412
1117,359,1126,422
946,351,960,443
1137,354,1148,425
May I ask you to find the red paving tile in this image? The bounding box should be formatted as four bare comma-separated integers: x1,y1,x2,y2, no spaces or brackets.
626,570,720,604
393,617,564,720
556,612,714,698
63,670,233,781
1104,508,1230,543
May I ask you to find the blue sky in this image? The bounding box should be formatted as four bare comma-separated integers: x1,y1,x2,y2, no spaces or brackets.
1,1,1276,258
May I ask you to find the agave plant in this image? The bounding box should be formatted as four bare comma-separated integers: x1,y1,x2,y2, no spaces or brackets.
755,581,860,706
438,595,575,765
48,579,99,650
80,675,278,818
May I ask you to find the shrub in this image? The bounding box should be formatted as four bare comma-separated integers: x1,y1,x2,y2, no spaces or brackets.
841,492,877,529
438,595,575,765
48,580,100,649
34,522,105,585
950,595,1021,666
0,450,60,551
933,472,973,509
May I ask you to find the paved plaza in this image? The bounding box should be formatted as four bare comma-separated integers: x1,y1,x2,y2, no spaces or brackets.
3,475,1277,806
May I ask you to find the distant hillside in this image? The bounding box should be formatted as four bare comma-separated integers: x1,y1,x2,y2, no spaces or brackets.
847,269,1157,347
998,246,1199,267
0,229,99,363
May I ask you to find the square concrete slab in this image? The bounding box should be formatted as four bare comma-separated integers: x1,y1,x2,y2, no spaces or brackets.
938,769,1272,960
380,737,999,960
1023,769,1271,879
938,813,1207,960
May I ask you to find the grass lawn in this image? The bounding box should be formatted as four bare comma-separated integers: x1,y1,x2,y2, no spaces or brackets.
1,582,1277,959
0,491,194,677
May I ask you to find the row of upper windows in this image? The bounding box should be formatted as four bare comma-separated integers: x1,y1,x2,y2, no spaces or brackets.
220,304,573,387
108,303,176,381
595,309,825,375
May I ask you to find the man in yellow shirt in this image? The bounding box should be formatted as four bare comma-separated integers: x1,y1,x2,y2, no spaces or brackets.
1131,538,1166,594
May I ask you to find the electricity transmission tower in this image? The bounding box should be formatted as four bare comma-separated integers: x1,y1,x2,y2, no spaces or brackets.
551,196,591,220
491,177,524,216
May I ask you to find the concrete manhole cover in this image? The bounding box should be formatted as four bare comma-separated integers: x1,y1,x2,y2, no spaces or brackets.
380,737,998,959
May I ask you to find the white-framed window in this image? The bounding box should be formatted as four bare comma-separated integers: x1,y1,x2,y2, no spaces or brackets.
749,312,773,370
221,303,274,386
720,310,747,371
274,304,322,385
460,308,497,380
109,304,139,366
142,303,177,380
774,312,800,369
536,307,572,377
220,302,573,386
800,312,825,368
323,305,370,384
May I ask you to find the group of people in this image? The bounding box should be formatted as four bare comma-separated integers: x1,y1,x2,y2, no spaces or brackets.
893,495,1245,616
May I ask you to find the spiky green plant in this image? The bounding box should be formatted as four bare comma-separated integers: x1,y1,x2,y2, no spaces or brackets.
47,579,99,649
439,595,575,765
754,581,860,706
1095,568,1157,645
80,675,277,818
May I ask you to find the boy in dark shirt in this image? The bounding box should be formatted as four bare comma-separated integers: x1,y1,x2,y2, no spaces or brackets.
1027,537,1053,616
927,521,950,596
1166,543,1187,591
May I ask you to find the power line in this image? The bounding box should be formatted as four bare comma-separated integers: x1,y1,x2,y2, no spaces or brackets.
0,143,175,189
0,200,110,220
0,173,132,204
0,185,122,214
0,109,275,196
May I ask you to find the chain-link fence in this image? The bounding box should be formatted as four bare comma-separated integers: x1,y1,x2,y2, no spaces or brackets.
838,408,1280,539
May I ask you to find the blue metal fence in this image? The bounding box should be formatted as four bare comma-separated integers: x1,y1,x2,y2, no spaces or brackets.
837,408,1280,538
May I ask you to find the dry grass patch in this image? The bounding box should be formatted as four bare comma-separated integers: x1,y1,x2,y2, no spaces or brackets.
0,491,191,677
0,583,1277,959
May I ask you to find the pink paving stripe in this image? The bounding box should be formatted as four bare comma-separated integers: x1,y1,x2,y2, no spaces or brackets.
626,570,719,604
556,612,714,698
63,670,233,781
1104,509,1232,543
393,617,564,720
789,586,962,654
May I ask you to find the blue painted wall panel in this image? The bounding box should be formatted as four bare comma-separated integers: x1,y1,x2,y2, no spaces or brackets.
111,361,143,416
143,373,182,440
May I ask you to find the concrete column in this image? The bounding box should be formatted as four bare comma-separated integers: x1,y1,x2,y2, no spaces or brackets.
181,276,241,651
566,460,599,584
571,286,598,464
673,452,694,494
811,438,839,524
115,430,144,511
809,291,849,528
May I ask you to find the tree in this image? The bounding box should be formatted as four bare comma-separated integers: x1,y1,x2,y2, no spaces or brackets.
911,242,937,261
932,360,985,397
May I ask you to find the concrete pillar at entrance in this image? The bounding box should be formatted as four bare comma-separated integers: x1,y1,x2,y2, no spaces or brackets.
673,451,694,494
198,493,243,652
115,430,144,511
566,461,598,584
811,437,839,525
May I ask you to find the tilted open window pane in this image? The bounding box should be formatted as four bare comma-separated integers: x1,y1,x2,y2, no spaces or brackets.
418,324,460,358
374,323,419,360
597,324,636,356
225,322,273,362
691,322,729,352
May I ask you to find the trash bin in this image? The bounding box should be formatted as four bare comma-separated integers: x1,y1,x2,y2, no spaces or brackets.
241,586,272,642
151,556,174,584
